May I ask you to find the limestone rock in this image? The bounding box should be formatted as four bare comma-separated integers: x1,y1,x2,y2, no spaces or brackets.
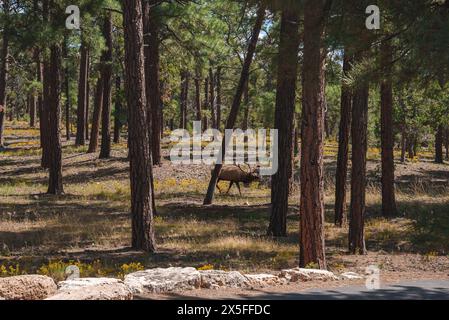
340,272,364,280
200,270,249,289
244,274,283,287
279,268,338,282
46,278,132,300
0,275,57,300
124,267,201,294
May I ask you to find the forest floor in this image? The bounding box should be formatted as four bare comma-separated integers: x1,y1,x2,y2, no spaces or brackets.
0,122,448,285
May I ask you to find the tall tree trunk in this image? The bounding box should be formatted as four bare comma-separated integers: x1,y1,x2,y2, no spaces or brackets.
209,67,216,129
180,71,189,129
203,4,266,205
30,92,37,128
203,76,209,129
122,0,156,252
76,42,89,146
334,51,352,227
380,40,397,217
85,60,90,140
242,79,250,129
87,77,104,153
99,13,113,159
143,0,162,165
0,0,10,149
113,76,122,143
435,124,444,164
47,44,64,195
63,38,71,141
349,50,369,255
216,66,222,130
400,125,406,163
195,72,202,124
445,128,449,160
299,0,327,269
268,8,300,237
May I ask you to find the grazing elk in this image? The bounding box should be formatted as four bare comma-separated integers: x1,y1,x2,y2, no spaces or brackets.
215,165,260,196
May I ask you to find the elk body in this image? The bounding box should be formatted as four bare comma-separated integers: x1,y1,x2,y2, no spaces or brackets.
215,165,260,195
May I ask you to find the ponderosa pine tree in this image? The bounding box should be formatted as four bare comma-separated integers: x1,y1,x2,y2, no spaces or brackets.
268,5,300,237
143,0,162,165
76,41,89,146
299,0,329,269
334,50,352,227
99,12,113,159
380,39,397,216
122,0,156,252
87,76,104,153
0,0,10,149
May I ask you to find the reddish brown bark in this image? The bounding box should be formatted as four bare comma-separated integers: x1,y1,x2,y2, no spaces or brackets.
380,40,397,217
76,42,89,146
87,77,104,153
334,51,352,227
268,8,300,237
122,0,156,252
299,0,327,269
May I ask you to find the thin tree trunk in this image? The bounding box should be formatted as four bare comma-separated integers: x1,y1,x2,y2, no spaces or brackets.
203,4,266,205
216,66,222,130
113,76,122,143
299,0,328,269
400,125,406,163
99,13,113,159
268,8,300,237
435,124,444,163
209,67,216,129
0,0,10,149
85,59,90,140
334,51,352,227
63,38,71,141
380,40,397,217
179,71,189,129
87,77,104,153
30,92,37,128
195,72,202,124
122,0,156,252
75,42,89,146
47,44,64,195
445,128,449,160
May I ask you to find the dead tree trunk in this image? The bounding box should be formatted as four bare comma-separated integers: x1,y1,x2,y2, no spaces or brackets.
334,50,352,227
203,4,266,205
268,8,300,237
122,0,156,252
299,0,327,269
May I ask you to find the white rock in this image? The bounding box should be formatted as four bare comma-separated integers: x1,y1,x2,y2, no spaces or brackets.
279,268,338,282
200,270,249,289
0,275,57,300
124,267,201,294
340,272,364,280
46,278,132,300
244,274,283,287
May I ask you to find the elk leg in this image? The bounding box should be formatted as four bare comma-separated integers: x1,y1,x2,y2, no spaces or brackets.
216,179,222,193
226,182,234,194
236,182,242,196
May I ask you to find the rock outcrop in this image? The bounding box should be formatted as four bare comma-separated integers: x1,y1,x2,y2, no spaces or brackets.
0,275,57,300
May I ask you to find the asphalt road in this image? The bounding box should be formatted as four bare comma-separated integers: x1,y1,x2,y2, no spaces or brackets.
247,280,449,300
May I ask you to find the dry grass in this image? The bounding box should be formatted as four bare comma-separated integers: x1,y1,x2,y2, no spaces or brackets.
1,122,448,279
